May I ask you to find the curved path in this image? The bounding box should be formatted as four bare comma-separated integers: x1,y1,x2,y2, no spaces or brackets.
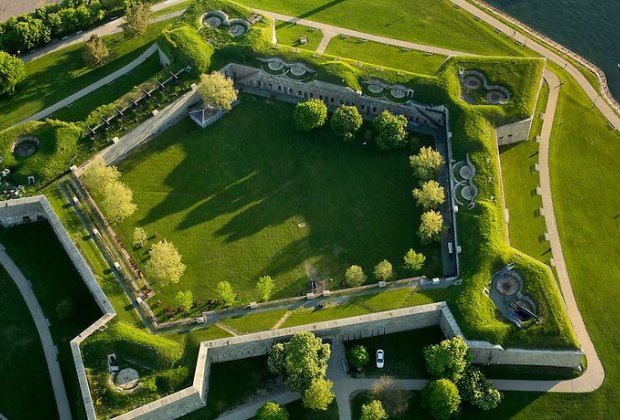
0,246,72,420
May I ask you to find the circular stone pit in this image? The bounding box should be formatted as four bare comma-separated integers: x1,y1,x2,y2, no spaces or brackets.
461,184,478,201
13,136,40,158
463,75,482,90
495,271,523,296
368,83,383,94
204,16,223,28
228,23,247,37
390,87,406,98
115,368,140,390
289,63,307,76
459,165,474,180
487,89,509,104
267,60,284,71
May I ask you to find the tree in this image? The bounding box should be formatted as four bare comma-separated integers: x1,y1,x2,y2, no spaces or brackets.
256,401,289,420
302,378,334,411
83,34,109,66
373,260,393,281
424,336,470,383
403,249,426,273
81,157,121,192
133,227,148,248
100,180,137,223
0,51,25,97
198,72,238,110
418,210,443,243
267,342,287,374
345,265,366,287
347,345,369,371
361,400,388,420
373,110,408,150
458,367,502,410
330,105,363,141
175,290,193,312
409,147,444,180
283,331,330,392
216,281,236,307
412,180,445,209
0,16,51,53
122,2,151,37
56,297,75,320
422,379,461,420
293,99,327,131
144,240,186,286
256,275,275,302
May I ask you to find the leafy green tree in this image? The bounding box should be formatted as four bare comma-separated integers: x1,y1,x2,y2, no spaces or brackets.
458,366,502,410
418,210,443,243
256,275,275,302
56,298,75,320
122,2,151,37
267,342,287,374
302,378,335,411
345,265,366,287
293,99,327,131
0,51,25,97
424,336,470,383
0,16,51,53
422,379,461,419
198,72,238,110
412,180,445,209
361,400,388,420
373,260,393,281
83,34,109,66
144,240,186,286
409,147,444,180
100,180,137,223
81,157,121,192
133,227,148,248
256,401,289,420
347,345,369,371
403,249,426,273
373,110,408,150
283,332,331,392
216,281,236,307
175,290,193,312
330,105,363,141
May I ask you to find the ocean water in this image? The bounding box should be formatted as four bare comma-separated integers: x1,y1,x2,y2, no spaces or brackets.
486,0,620,102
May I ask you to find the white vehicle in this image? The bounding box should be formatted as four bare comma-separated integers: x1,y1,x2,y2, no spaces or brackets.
376,349,385,368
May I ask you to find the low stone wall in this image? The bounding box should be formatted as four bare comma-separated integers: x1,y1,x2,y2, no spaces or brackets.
496,117,533,146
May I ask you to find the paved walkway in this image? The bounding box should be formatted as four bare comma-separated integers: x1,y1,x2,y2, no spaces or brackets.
0,246,72,420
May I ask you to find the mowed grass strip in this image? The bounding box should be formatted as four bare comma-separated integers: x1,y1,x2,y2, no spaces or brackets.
326,35,447,75
235,0,523,56
276,22,323,51
117,96,440,306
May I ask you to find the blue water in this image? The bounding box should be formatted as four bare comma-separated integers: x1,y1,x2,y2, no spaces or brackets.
486,0,620,102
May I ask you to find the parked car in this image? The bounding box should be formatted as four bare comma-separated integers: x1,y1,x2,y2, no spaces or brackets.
376,349,385,368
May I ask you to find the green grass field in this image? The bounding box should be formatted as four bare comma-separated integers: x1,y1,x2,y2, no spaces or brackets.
499,81,550,261
326,36,447,75
276,22,323,51
235,0,523,56
0,269,58,419
0,20,171,131
117,96,441,308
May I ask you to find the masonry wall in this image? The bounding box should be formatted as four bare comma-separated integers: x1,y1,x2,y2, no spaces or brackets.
496,117,533,146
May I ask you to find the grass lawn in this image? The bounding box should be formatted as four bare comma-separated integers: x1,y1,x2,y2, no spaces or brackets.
325,36,447,75
221,308,288,334
235,0,524,56
0,268,58,419
276,22,323,51
50,53,163,123
351,389,426,419
344,327,444,378
0,221,102,419
286,399,339,419
0,20,171,131
116,95,441,309
499,81,551,262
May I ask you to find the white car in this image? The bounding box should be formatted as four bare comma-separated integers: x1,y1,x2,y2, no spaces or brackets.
376,349,385,368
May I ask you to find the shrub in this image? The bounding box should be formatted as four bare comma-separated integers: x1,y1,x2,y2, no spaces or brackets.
418,210,443,243
55,297,75,320
424,336,470,383
345,265,366,287
144,240,186,286
133,227,148,248
175,290,193,312
83,34,109,66
409,147,444,180
412,180,445,210
0,51,25,97
347,345,369,371
256,275,275,302
293,99,327,131
422,379,461,419
373,110,408,150
302,378,334,411
361,400,388,420
267,342,286,374
373,260,393,281
458,366,502,410
330,105,363,141
256,401,289,420
216,281,236,307
403,249,426,273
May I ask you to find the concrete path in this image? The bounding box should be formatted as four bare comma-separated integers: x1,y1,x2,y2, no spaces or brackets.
0,246,72,420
